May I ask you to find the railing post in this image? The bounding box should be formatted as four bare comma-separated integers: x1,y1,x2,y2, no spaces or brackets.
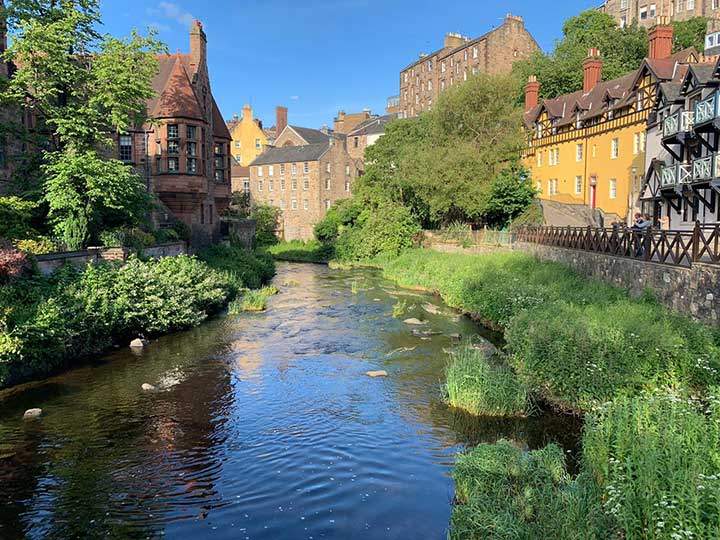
691,220,701,263
644,228,652,262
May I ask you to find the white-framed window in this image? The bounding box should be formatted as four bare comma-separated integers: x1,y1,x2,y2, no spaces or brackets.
291,199,298,210
269,180,274,192
235,154,241,162
441,61,446,73
576,143,583,162
325,199,331,210
303,179,309,191
119,135,132,162
537,152,543,167
268,165,274,176
243,179,250,193
303,199,309,210
258,166,263,177
258,180,264,191
280,200,285,210
687,0,695,9
464,50,468,61
345,180,351,192
633,133,640,154
650,4,656,18
428,80,433,91
575,176,583,195
326,163,331,173
345,165,351,176
640,6,647,18
547,179,553,195
536,180,542,193
640,132,646,152
303,162,309,174
473,46,478,59
280,164,285,176
325,178,331,190
554,179,559,194
280,178,285,191
235,141,241,148
291,163,298,175
611,138,619,159
610,179,617,199
291,178,298,191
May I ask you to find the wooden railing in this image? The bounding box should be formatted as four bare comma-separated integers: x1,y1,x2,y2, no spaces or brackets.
516,223,720,268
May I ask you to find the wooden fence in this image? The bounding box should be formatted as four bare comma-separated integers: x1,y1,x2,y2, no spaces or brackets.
516,223,720,268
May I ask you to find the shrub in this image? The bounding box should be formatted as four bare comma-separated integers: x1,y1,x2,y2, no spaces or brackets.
583,390,720,540
266,240,333,263
445,343,529,417
0,196,37,240
249,204,282,247
198,245,276,290
15,237,57,255
99,227,156,249
0,247,29,283
229,285,279,313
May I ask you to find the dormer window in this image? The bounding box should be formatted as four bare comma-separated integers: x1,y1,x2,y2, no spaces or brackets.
536,123,544,138
575,112,582,129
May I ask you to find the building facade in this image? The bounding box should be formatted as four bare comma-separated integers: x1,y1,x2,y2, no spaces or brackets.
398,14,539,119
642,58,720,229
226,105,287,166
346,114,396,163
248,126,359,240
523,24,698,223
121,20,233,246
601,0,720,28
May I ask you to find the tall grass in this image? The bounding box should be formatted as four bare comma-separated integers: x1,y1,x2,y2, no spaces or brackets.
265,240,332,263
445,343,529,417
229,285,279,313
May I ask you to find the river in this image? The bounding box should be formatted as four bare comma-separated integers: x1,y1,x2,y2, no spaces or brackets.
0,263,581,540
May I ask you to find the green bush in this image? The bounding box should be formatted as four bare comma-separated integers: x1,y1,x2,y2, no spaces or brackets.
445,343,529,417
0,196,38,240
198,244,276,290
15,236,58,255
99,227,156,249
451,441,609,540
266,240,333,263
583,390,720,540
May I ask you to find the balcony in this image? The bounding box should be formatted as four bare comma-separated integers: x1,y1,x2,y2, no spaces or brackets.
663,110,694,138
694,92,718,126
659,163,692,188
693,156,714,182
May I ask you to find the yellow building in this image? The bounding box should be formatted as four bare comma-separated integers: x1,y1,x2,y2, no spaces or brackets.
523,24,697,223
226,105,287,166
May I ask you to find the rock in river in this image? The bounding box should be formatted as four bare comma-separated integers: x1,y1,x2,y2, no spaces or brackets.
23,408,43,420
141,383,157,392
366,371,388,378
403,318,427,326
422,303,442,315
130,338,149,349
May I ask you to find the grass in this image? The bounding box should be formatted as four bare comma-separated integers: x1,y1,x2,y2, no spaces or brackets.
265,240,333,263
229,285,279,313
392,299,408,318
445,343,529,417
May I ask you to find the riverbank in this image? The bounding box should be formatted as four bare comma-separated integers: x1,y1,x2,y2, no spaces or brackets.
265,240,332,264
362,248,720,540
0,246,275,389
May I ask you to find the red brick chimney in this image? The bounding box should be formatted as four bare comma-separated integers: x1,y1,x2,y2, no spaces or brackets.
189,20,207,71
648,20,674,60
276,106,288,136
583,48,603,94
525,75,540,112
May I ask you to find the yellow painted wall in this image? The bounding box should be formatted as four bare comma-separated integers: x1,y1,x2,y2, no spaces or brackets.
524,117,647,221
230,105,268,166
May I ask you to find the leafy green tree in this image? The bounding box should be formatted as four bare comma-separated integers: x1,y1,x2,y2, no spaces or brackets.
513,10,648,100
481,161,537,228
672,17,710,52
1,0,165,249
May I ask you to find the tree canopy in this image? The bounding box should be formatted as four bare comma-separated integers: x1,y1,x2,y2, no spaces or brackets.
672,17,710,52
0,0,166,249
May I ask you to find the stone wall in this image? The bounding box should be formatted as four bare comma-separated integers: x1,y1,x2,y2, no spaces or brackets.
514,242,719,325
35,242,188,276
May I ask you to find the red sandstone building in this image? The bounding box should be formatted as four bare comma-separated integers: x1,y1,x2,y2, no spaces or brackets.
120,21,232,246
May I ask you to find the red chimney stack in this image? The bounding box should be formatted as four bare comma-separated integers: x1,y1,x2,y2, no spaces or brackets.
525,75,540,112
276,106,288,137
583,48,603,94
649,20,674,60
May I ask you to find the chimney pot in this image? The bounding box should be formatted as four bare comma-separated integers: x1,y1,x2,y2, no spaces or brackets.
525,75,540,112
276,106,288,136
648,21,674,60
583,49,603,93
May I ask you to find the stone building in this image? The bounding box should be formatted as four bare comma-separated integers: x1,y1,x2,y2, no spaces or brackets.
248,126,359,240
333,110,373,135
398,14,539,119
226,105,287,166
600,0,720,28
120,20,233,246
523,22,698,224
346,114,396,163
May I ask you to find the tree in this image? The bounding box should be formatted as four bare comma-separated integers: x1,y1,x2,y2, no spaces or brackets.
672,17,710,52
1,0,165,249
481,161,537,228
512,10,648,100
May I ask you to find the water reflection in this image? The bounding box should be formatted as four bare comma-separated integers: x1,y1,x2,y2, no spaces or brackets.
0,263,581,539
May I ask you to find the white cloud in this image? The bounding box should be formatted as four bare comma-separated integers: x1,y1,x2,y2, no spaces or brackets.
155,2,196,29
290,95,300,101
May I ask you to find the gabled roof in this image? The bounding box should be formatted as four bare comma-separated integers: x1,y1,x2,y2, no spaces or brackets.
347,114,396,137
681,62,719,93
212,97,231,140
250,143,330,166
289,125,330,145
150,54,204,121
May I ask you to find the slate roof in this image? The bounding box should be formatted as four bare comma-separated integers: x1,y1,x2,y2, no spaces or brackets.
250,143,329,166
347,114,396,137
290,126,330,144
150,55,204,121
212,97,232,140
523,48,697,129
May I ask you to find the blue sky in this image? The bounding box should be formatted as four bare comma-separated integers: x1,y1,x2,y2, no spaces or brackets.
101,0,599,129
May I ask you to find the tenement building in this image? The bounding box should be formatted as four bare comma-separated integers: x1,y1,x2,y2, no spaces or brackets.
523,22,698,224
601,0,720,28
248,126,359,240
118,20,232,246
346,114,396,163
226,105,287,166
398,14,538,118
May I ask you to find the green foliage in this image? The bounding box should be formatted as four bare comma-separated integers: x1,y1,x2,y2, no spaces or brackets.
250,204,282,247
451,441,609,540
509,200,545,232
14,236,57,255
583,391,720,540
0,196,37,240
229,285,279,313
198,244,276,290
482,162,537,229
392,299,408,318
1,0,165,249
0,256,235,387
99,227,156,249
672,17,710,52
266,240,333,263
513,10,648,100
445,343,529,417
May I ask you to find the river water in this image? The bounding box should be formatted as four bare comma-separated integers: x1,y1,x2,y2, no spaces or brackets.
0,263,581,540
